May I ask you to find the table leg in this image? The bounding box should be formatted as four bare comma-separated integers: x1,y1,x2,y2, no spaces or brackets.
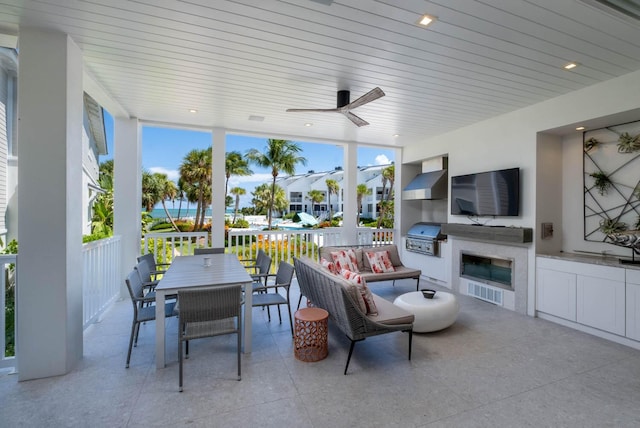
243,282,252,353
155,290,166,369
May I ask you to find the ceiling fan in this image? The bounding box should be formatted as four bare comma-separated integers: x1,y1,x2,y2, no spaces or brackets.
286,87,385,127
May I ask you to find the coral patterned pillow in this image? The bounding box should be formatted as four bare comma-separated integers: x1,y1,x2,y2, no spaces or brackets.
320,257,337,274
340,269,378,315
365,250,396,274
330,249,360,272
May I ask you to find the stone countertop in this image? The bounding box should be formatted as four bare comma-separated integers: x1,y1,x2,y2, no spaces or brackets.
537,252,640,271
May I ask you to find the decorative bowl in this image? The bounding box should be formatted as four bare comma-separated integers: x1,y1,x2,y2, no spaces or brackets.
421,289,436,299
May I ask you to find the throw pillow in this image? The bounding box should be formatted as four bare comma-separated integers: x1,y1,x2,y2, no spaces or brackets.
330,249,360,272
365,250,396,274
319,257,337,274
340,269,378,315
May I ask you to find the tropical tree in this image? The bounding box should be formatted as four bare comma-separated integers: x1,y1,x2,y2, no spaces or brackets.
225,151,252,201
246,139,306,229
326,178,339,222
179,148,212,230
251,183,288,218
158,173,180,232
90,161,114,236
141,171,163,213
230,186,246,223
356,183,372,225
377,164,395,228
306,189,324,216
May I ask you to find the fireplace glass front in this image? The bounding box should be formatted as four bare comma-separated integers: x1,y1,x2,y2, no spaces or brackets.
460,252,513,290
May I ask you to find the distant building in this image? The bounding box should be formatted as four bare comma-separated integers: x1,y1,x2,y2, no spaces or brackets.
276,163,393,221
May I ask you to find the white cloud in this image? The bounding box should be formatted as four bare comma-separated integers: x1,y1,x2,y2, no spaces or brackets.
149,166,180,181
229,173,273,187
374,154,391,165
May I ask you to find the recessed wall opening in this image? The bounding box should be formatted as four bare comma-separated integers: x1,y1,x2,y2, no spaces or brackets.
460,252,514,290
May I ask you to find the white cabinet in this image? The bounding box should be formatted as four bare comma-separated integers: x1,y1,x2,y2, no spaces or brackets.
577,275,625,336
536,267,576,321
536,257,630,337
626,269,640,341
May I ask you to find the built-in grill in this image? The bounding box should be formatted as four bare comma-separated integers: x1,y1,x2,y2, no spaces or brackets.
405,222,447,256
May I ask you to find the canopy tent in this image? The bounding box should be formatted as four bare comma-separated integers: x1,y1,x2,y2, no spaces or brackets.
294,212,318,226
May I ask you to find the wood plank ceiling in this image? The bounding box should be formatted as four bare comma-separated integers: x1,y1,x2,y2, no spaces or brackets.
1,0,640,146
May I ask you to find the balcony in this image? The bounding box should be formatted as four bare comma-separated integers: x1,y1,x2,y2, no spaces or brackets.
2,261,638,425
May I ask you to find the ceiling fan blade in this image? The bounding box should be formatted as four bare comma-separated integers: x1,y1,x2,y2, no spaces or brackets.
342,111,369,127
286,108,340,112
344,87,385,110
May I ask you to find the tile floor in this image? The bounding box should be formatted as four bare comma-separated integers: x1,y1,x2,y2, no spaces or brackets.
2,279,640,427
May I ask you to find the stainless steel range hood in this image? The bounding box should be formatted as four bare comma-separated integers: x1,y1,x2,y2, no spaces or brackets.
402,170,448,200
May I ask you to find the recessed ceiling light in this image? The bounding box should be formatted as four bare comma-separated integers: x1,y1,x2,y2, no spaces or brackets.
304,123,313,127
416,14,437,27
393,134,400,137
248,115,265,122
576,126,585,131
188,108,198,113
564,62,578,70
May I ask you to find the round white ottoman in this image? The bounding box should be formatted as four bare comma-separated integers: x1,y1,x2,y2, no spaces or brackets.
393,291,459,333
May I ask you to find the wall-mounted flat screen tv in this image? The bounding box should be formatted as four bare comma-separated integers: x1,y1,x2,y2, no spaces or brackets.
450,167,520,216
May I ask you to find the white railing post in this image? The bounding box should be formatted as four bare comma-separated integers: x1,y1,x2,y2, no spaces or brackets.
82,236,122,329
0,254,17,370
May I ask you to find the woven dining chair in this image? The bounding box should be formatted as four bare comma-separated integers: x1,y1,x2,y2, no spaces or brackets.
252,261,295,336
137,252,171,279
134,258,159,295
125,270,177,368
251,253,272,291
177,284,243,392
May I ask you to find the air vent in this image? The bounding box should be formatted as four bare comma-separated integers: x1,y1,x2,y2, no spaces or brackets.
467,281,503,306
580,0,640,24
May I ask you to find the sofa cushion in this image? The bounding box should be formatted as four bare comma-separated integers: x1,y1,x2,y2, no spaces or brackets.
364,250,395,274
359,266,421,283
330,249,359,272
340,269,378,315
368,295,415,325
320,257,337,274
362,245,403,269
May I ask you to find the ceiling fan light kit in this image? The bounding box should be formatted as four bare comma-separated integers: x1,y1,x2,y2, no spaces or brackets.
286,87,385,127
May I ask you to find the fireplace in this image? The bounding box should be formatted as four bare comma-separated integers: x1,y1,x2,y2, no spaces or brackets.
460,251,514,290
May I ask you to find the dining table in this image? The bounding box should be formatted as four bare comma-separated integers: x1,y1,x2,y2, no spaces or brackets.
154,253,254,369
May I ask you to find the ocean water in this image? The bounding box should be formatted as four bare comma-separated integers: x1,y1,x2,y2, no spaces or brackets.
150,207,233,219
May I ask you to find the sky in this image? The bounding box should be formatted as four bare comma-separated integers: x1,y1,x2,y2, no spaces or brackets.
103,113,394,208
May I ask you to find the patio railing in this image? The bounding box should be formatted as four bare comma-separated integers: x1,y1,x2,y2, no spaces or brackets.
1,254,16,369
140,227,394,269
82,236,122,329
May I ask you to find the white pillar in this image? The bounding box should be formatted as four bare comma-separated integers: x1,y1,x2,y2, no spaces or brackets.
17,29,84,380
342,142,358,244
113,118,141,295
211,128,226,247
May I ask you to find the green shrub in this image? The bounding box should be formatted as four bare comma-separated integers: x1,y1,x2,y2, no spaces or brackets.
232,219,250,228
83,231,112,243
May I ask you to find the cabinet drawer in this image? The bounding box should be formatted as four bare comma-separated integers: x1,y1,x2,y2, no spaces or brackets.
627,269,640,285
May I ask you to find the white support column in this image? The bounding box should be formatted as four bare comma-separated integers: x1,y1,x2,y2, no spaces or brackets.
113,118,141,295
17,29,84,380
342,142,358,244
211,128,226,247
393,147,402,244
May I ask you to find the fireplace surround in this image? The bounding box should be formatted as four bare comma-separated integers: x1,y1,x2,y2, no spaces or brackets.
460,252,514,290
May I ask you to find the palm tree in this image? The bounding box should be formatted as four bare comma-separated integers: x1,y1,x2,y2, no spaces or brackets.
225,151,252,201
377,164,395,228
157,173,180,232
356,183,372,225
326,178,339,222
306,189,324,216
246,139,306,229
229,186,246,223
251,183,288,218
141,171,163,213
179,148,212,230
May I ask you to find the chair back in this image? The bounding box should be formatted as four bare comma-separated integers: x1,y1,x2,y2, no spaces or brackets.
257,253,272,275
275,261,294,288
125,270,144,299
135,259,154,283
194,247,225,255
137,253,155,268
178,285,242,324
